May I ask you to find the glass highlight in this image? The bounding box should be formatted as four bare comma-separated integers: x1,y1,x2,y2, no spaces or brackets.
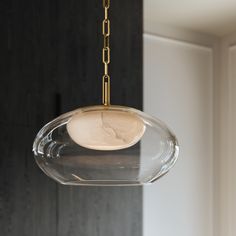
33,105,179,186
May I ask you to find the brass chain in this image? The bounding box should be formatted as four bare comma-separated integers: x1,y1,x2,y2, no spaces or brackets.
102,0,110,106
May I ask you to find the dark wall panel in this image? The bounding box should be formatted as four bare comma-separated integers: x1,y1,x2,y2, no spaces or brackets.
0,0,143,235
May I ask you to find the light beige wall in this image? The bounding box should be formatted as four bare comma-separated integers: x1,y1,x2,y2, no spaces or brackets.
143,26,236,236
215,34,236,236
143,33,214,236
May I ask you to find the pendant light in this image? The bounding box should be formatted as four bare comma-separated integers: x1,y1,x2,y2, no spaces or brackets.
33,0,179,186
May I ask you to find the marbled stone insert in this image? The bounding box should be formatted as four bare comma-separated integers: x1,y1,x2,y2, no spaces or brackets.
67,110,145,150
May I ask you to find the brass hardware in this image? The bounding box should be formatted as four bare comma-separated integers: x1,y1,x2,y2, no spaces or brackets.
103,19,110,36
103,47,110,64
103,0,110,9
104,64,108,75
102,75,110,106
102,0,111,106
104,35,109,48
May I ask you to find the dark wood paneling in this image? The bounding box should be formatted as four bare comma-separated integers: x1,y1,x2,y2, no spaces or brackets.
57,186,142,236
0,0,143,235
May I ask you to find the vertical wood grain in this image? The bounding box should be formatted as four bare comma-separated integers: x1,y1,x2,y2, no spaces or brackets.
0,0,143,235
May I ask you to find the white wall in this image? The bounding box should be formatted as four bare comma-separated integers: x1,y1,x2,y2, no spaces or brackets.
228,45,236,236
143,34,214,236
215,34,236,236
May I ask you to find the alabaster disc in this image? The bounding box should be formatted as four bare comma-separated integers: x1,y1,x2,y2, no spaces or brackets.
67,109,146,150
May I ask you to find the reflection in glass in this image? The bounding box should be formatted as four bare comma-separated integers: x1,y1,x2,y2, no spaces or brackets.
33,105,179,185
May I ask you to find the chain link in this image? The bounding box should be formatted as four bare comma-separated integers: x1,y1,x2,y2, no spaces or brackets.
102,0,110,106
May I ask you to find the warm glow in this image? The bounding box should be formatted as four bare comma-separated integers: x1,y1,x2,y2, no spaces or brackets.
67,110,146,150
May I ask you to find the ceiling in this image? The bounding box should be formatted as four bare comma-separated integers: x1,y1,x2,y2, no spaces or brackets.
144,0,236,36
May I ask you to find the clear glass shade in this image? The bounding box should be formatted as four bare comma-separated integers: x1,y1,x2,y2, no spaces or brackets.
33,105,179,185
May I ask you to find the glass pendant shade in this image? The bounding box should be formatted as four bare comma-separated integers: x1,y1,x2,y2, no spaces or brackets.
33,105,179,185
32,1,179,185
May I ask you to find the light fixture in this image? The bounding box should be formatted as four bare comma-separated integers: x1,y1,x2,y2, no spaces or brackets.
33,0,179,186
